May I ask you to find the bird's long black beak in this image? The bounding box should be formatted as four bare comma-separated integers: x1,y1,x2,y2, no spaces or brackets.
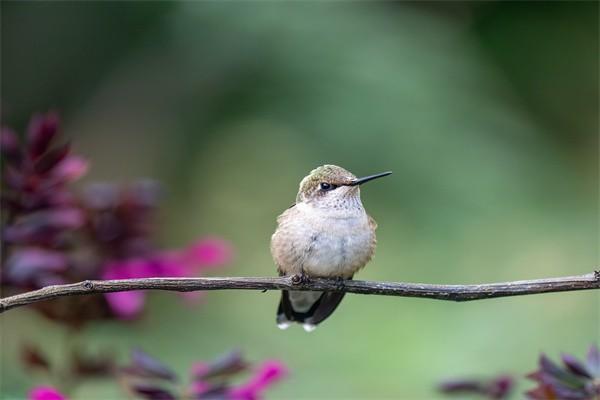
347,171,392,186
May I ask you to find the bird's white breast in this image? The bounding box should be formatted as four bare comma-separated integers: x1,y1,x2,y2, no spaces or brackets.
274,202,375,278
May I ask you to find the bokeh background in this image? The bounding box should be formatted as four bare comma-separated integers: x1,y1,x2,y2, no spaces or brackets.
1,1,598,399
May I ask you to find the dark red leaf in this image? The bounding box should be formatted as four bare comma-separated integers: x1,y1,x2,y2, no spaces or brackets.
132,385,176,400
34,143,70,174
71,348,115,377
525,384,558,399
192,350,248,381
2,208,85,245
82,183,120,210
439,376,513,399
438,378,482,394
121,348,177,381
1,194,21,213
486,375,514,399
27,112,59,159
29,208,85,229
562,354,592,379
4,248,68,285
127,180,162,208
3,166,24,189
34,295,113,328
540,354,574,382
526,350,595,400
586,345,600,377
193,384,228,399
1,128,22,163
21,343,51,371
549,385,591,399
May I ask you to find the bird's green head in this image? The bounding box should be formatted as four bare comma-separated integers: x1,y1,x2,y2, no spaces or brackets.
296,165,391,206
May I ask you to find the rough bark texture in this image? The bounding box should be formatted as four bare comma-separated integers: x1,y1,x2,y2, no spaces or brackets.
1,271,598,314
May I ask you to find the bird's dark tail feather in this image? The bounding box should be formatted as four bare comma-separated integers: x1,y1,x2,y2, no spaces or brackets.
276,281,350,331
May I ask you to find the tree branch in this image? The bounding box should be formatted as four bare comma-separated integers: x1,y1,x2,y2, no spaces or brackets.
1,271,598,314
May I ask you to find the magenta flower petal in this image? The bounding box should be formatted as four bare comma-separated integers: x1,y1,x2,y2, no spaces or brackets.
191,362,210,378
102,260,158,318
51,156,88,183
228,360,288,400
105,291,146,319
102,259,157,280
97,237,231,317
191,380,211,397
184,238,233,269
28,386,67,400
154,252,188,277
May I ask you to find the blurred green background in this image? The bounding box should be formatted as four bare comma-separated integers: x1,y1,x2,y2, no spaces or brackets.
1,1,598,399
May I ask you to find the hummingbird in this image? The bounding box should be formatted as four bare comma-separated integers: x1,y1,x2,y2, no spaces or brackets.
271,165,391,331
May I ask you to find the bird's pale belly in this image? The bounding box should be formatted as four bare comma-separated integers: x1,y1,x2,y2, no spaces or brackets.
299,217,374,278
271,202,377,279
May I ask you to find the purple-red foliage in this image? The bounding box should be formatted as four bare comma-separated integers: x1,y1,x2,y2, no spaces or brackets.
1,112,233,324
2,112,87,288
526,345,600,400
119,349,288,400
438,375,514,399
8,113,284,400
438,345,600,400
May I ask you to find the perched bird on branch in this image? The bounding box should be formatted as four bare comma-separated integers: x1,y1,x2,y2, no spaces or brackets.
271,165,391,331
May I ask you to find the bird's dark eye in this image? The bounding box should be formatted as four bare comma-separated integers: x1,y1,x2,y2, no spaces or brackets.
320,182,337,191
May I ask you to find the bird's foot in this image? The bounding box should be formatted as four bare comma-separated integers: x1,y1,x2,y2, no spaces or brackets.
291,273,310,285
334,276,346,291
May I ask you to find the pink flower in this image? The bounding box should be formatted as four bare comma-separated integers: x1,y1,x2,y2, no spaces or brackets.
102,259,157,319
120,350,287,400
228,360,288,400
190,361,210,377
101,237,232,318
104,291,146,320
51,156,89,183
191,380,212,397
184,237,234,270
28,386,67,400
2,112,89,291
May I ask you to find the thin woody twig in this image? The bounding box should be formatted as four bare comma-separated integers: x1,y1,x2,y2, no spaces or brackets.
0,271,598,314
